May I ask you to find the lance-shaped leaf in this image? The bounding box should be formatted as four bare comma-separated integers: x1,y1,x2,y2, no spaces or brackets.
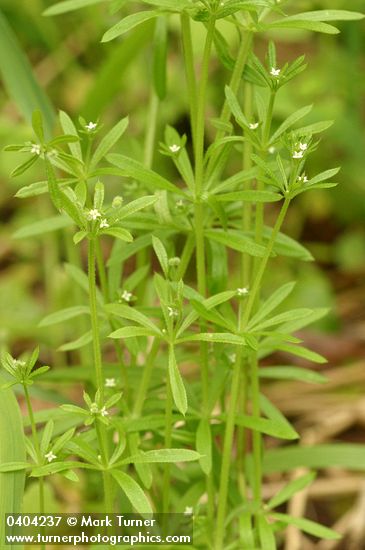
115,196,157,221
270,105,312,144
267,472,316,510
102,10,162,43
107,154,186,196
109,327,159,339
44,0,106,16
111,470,153,514
270,513,340,540
205,230,266,257
260,366,327,384
152,236,169,277
90,117,129,169
214,190,282,203
120,448,200,465
100,227,133,242
257,514,276,550
168,345,187,416
105,303,162,334
13,216,73,239
249,308,313,332
196,419,212,475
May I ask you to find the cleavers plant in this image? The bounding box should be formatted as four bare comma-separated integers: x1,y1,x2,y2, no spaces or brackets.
1,1,364,549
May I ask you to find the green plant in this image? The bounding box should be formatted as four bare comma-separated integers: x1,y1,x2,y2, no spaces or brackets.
1,1,364,549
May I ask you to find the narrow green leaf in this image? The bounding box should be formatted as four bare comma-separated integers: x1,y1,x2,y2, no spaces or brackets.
44,0,106,16
39,306,90,327
205,230,266,257
168,345,187,416
100,227,133,242
270,105,312,144
260,366,327,384
13,216,73,239
0,375,26,549
0,10,54,136
111,470,152,514
105,303,161,333
215,191,282,203
102,11,161,43
109,327,158,339
268,20,339,34
59,111,82,160
152,236,169,277
123,449,200,464
271,513,340,540
58,330,93,351
257,514,276,550
234,414,298,440
196,419,212,475
267,472,316,510
90,117,129,169
263,444,365,474
107,154,186,196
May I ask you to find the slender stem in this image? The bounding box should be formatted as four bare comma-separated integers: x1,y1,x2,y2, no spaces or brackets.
176,234,195,280
144,92,159,169
24,386,45,550
243,197,290,327
191,18,216,528
250,352,262,505
237,82,254,497
162,369,173,514
88,238,104,397
214,32,253,143
133,338,160,417
181,13,198,146
215,197,290,548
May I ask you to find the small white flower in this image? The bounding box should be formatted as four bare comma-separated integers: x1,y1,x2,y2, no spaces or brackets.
298,174,308,183
86,121,97,131
299,142,308,151
184,506,193,516
268,146,276,155
105,378,116,388
90,402,99,414
237,287,249,296
169,144,181,153
292,151,304,159
228,353,236,364
88,209,101,221
121,290,133,302
100,218,109,229
31,144,41,155
270,67,281,77
249,122,259,130
45,451,57,463
100,406,109,417
167,307,178,318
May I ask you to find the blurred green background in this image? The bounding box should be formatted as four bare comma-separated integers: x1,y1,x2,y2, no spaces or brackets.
0,0,364,351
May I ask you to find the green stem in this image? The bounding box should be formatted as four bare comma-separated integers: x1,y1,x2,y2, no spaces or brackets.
250,352,262,505
192,16,216,530
181,13,198,146
24,386,45,550
88,238,104,398
176,234,195,280
237,82,254,497
133,338,160,417
162,369,173,514
215,197,290,549
144,92,159,169
214,32,253,142
95,240,129,402
243,197,290,327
